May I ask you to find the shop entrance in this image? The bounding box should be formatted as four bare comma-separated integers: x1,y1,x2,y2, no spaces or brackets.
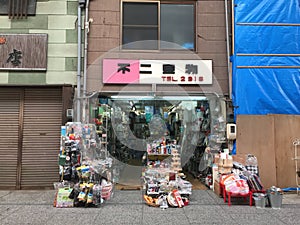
92,95,227,189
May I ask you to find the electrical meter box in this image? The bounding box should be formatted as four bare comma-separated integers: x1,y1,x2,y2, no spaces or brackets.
226,123,236,140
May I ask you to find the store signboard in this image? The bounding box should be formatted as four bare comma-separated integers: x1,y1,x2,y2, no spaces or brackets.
0,34,47,71
103,59,212,84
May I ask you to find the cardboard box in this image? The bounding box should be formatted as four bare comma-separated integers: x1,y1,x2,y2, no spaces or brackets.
213,180,222,197
232,154,246,165
218,166,232,174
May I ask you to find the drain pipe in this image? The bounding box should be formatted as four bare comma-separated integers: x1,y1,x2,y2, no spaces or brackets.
83,0,90,99
82,0,91,123
225,0,232,99
76,0,85,122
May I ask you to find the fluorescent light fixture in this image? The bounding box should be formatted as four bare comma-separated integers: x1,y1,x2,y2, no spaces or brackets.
110,95,206,101
110,95,155,100
161,96,207,101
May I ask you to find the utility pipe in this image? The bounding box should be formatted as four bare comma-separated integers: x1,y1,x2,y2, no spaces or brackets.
82,0,90,123
76,2,84,122
83,0,90,98
224,0,232,99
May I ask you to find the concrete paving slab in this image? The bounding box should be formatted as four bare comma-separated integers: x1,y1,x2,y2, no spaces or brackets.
0,191,10,198
37,190,57,205
109,190,142,204
0,205,52,225
46,213,98,225
282,193,300,204
183,204,224,213
230,213,287,225
0,191,44,205
274,215,300,225
0,206,22,220
220,205,268,214
142,203,186,214
186,212,235,224
51,206,102,214
184,205,234,224
189,190,219,205
142,213,190,225
267,207,300,219
95,212,143,225
206,190,227,204
100,203,143,215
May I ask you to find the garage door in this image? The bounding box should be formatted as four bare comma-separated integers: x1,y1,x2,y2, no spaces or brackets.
21,88,62,189
0,88,21,189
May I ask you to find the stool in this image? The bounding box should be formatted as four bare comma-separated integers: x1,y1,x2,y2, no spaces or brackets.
222,186,253,206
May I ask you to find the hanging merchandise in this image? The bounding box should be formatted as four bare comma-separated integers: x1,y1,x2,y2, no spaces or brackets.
55,122,115,208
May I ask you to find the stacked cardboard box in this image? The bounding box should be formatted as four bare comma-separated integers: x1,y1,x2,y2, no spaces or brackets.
218,153,233,174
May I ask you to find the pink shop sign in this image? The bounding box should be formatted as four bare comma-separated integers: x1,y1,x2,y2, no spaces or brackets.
102,59,212,84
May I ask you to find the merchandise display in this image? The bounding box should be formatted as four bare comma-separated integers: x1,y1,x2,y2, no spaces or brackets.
142,139,192,209
55,122,115,208
213,151,266,207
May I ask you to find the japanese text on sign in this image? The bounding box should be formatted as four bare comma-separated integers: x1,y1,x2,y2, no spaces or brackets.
103,59,212,84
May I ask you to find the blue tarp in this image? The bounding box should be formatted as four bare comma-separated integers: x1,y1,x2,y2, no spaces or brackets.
232,0,300,116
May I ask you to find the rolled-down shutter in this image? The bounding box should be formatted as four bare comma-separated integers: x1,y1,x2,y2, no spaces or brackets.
0,88,21,189
21,88,62,189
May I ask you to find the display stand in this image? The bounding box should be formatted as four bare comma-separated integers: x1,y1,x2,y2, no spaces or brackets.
142,139,192,209
55,122,115,208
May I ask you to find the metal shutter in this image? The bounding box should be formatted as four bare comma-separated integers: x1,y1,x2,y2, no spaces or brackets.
0,88,21,189
21,88,62,189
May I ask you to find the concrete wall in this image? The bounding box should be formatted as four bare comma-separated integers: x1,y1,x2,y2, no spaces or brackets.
87,0,229,96
0,0,78,85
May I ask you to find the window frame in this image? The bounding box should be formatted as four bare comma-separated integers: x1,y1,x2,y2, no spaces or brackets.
120,0,196,51
0,0,37,19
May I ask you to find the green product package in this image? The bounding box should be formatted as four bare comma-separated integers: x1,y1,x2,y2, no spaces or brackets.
56,188,74,208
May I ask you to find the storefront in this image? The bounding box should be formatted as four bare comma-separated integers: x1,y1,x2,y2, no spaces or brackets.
82,0,232,187
82,89,230,189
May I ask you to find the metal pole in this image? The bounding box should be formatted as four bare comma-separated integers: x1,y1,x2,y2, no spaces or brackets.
76,3,83,122
82,0,90,123
225,0,231,99
83,0,90,99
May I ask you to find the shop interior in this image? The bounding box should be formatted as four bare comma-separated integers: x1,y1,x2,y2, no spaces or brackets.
92,95,229,188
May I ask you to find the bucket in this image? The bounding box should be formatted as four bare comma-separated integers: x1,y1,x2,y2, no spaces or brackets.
268,193,283,209
253,193,266,208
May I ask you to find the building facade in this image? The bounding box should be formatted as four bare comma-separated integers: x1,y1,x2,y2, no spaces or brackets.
0,0,233,189
0,0,78,189
86,0,230,96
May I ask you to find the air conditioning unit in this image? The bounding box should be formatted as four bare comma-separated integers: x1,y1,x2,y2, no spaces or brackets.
67,109,73,118
226,123,236,140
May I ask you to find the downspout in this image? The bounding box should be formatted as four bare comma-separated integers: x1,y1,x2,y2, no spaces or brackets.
225,0,232,99
83,0,91,123
76,1,85,122
83,0,90,99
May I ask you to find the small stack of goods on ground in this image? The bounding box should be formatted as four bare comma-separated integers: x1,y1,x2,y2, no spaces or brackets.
213,151,265,206
142,138,192,209
54,122,115,208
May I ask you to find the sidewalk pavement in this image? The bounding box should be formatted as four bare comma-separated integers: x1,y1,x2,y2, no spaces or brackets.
0,189,299,225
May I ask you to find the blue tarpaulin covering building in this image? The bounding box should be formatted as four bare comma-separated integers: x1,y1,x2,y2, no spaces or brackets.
232,0,300,116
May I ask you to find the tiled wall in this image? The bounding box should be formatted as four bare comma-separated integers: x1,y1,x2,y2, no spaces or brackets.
0,0,79,85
